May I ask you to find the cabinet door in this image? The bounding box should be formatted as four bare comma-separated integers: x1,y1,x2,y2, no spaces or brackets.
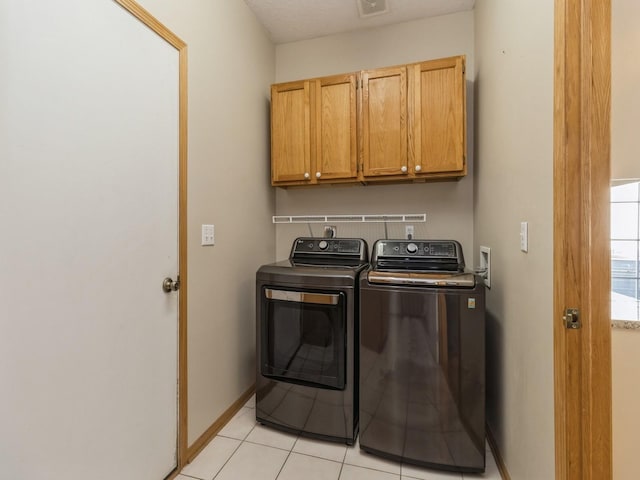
271,81,313,185
313,74,358,182
409,56,466,176
361,66,408,179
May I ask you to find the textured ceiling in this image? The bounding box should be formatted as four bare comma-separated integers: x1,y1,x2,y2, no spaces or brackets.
244,0,476,44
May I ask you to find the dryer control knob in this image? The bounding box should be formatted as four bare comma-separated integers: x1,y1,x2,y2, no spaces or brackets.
318,240,329,250
406,243,418,254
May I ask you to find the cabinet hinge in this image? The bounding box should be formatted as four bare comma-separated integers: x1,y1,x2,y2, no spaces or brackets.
563,308,581,329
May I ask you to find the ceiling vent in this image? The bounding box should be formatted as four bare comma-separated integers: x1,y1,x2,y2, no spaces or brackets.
357,0,389,18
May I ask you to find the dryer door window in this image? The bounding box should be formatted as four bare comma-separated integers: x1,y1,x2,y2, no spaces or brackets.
261,287,346,390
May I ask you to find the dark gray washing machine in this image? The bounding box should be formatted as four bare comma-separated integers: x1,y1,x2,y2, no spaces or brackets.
359,239,486,473
256,237,368,445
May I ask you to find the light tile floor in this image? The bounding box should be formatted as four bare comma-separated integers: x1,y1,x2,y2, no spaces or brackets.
178,395,502,480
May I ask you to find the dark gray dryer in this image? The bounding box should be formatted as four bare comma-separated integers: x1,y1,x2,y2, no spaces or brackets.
256,237,369,445
359,239,486,473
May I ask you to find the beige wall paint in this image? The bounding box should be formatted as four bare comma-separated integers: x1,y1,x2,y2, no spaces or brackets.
136,0,275,445
611,1,640,478
474,1,555,478
612,329,640,479
612,0,640,180
274,12,476,264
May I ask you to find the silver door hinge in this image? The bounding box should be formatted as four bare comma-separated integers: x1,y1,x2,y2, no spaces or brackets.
563,308,581,329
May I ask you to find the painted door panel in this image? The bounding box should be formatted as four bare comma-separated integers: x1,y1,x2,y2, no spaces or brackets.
0,1,178,478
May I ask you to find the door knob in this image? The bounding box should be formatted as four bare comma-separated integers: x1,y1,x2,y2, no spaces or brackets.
162,276,180,293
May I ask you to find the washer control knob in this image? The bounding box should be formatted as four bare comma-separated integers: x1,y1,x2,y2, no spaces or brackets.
318,240,329,250
406,243,418,254
401,165,408,173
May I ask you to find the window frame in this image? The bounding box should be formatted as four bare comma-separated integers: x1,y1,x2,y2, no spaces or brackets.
611,180,640,321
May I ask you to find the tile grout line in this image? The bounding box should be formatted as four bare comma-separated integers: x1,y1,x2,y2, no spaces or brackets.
198,401,493,480
177,474,203,480
336,441,348,480
210,422,257,480
242,436,298,452
342,462,402,478
273,446,295,480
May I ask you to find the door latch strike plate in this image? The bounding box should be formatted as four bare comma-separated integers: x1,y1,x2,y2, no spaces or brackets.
563,308,580,329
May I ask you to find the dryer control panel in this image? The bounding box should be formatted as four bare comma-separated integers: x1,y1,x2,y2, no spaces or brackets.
290,237,369,267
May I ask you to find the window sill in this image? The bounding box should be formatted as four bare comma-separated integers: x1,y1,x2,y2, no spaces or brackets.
612,319,640,330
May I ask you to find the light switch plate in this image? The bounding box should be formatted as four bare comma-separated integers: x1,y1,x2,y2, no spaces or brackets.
520,222,528,252
202,224,214,246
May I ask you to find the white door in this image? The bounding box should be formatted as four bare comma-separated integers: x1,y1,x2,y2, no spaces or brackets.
0,1,179,478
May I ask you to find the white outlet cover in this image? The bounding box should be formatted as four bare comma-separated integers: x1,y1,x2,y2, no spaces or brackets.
520,222,528,252
405,225,414,239
201,224,215,246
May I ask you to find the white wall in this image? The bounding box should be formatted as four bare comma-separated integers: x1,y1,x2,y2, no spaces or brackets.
274,12,476,264
474,1,555,478
612,0,640,180
611,1,640,478
136,0,276,445
612,329,640,479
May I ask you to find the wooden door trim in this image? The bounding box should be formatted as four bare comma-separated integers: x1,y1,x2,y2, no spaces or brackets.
114,0,189,474
554,0,611,478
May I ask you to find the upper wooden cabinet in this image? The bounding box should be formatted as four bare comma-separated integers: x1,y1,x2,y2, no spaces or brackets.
270,55,466,187
314,74,358,183
408,56,466,177
270,74,357,186
270,80,312,184
361,66,408,179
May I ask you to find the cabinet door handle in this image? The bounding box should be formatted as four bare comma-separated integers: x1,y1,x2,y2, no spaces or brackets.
303,172,310,179
415,165,422,172
316,172,322,178
401,165,408,173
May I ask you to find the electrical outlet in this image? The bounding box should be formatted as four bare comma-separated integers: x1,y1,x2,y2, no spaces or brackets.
405,225,414,239
201,224,214,246
323,225,337,238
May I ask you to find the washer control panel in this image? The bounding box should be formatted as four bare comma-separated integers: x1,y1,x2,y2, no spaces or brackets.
372,239,465,272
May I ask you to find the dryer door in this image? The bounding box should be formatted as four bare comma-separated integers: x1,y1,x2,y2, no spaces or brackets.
260,287,347,390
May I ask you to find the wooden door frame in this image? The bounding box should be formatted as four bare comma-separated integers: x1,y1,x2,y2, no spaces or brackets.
114,1,188,475
554,0,611,478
